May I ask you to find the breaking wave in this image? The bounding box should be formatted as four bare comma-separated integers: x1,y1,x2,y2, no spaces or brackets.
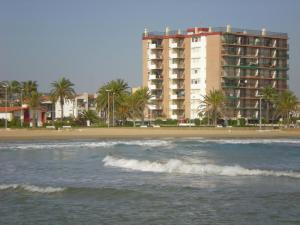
0,184,66,193
0,140,172,150
192,139,300,145
103,156,300,179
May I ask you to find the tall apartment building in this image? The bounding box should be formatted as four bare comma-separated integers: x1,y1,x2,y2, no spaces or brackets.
142,25,289,120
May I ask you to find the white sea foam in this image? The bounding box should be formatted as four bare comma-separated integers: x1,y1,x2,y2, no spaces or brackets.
194,139,300,145
0,184,65,193
0,140,172,150
103,156,300,179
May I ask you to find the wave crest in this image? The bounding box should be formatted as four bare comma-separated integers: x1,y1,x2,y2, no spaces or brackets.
0,140,172,150
0,184,65,193
103,156,300,179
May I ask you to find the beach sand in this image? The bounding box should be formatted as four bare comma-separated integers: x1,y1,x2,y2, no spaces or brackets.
0,127,300,140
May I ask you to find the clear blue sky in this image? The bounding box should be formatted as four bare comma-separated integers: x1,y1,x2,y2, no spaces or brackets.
0,0,299,97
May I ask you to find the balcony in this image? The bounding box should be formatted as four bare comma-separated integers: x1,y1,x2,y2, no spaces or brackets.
170,104,178,110
170,74,184,79
150,95,163,100
149,54,162,60
149,64,162,70
170,53,184,58
170,43,184,48
149,74,163,80
170,63,184,69
148,104,162,110
149,44,162,49
149,85,162,90
170,84,178,89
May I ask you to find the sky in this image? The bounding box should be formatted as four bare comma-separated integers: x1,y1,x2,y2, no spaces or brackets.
0,0,299,97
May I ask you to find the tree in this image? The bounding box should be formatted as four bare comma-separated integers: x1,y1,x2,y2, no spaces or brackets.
22,80,38,98
133,87,151,124
275,90,298,126
202,89,225,126
8,80,21,104
262,86,276,123
28,91,41,127
50,77,76,121
80,110,100,125
96,79,129,123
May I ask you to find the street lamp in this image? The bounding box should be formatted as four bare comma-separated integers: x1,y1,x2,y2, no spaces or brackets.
106,89,111,128
257,94,263,130
20,88,24,127
112,92,115,127
0,82,9,129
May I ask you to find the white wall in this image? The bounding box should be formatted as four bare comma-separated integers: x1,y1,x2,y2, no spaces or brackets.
55,99,75,119
190,36,207,119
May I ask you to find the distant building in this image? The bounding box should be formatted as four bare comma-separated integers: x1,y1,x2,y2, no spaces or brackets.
0,105,47,127
54,93,98,119
142,25,289,120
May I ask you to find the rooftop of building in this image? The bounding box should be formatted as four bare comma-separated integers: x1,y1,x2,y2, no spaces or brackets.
143,26,288,39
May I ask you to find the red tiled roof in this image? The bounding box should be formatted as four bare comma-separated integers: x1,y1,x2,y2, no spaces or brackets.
0,106,28,113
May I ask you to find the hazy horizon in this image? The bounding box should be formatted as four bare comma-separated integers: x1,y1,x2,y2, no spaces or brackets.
0,0,299,97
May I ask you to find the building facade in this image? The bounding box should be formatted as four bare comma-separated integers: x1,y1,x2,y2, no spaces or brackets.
142,26,289,120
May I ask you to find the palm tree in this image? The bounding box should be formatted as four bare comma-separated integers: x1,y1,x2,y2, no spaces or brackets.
134,87,151,125
50,77,76,121
28,91,41,127
22,80,38,98
96,79,129,123
262,86,276,123
202,89,225,126
8,80,21,105
275,90,298,126
81,110,100,125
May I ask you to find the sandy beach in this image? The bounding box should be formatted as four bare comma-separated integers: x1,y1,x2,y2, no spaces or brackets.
0,127,300,140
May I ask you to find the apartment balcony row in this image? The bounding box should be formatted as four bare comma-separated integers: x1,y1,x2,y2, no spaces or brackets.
222,75,289,80
221,52,289,60
149,74,163,80
222,64,289,71
221,40,289,50
222,84,287,90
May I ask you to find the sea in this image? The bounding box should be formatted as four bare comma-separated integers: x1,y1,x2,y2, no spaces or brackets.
0,138,299,225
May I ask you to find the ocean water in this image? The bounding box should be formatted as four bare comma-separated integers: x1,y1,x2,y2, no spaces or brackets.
0,138,299,225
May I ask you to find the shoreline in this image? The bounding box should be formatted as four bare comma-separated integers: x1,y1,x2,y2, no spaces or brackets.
1,127,300,141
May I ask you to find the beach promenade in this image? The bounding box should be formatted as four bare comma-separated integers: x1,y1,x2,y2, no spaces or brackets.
1,127,300,140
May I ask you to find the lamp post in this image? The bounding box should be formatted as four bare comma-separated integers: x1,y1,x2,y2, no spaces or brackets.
20,88,24,127
112,92,115,127
0,82,9,129
257,94,263,130
106,89,111,128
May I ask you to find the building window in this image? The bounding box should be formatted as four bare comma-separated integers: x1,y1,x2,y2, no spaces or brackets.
191,79,200,84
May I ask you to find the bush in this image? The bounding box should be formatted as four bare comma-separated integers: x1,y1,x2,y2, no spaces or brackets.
194,119,200,126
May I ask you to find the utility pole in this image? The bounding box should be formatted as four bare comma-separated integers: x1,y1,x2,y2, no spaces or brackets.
0,82,9,129
106,90,111,128
112,92,115,127
20,88,24,127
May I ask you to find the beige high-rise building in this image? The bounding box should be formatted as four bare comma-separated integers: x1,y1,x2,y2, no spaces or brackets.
142,26,289,120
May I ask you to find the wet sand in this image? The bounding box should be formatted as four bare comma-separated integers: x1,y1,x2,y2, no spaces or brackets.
0,127,300,141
